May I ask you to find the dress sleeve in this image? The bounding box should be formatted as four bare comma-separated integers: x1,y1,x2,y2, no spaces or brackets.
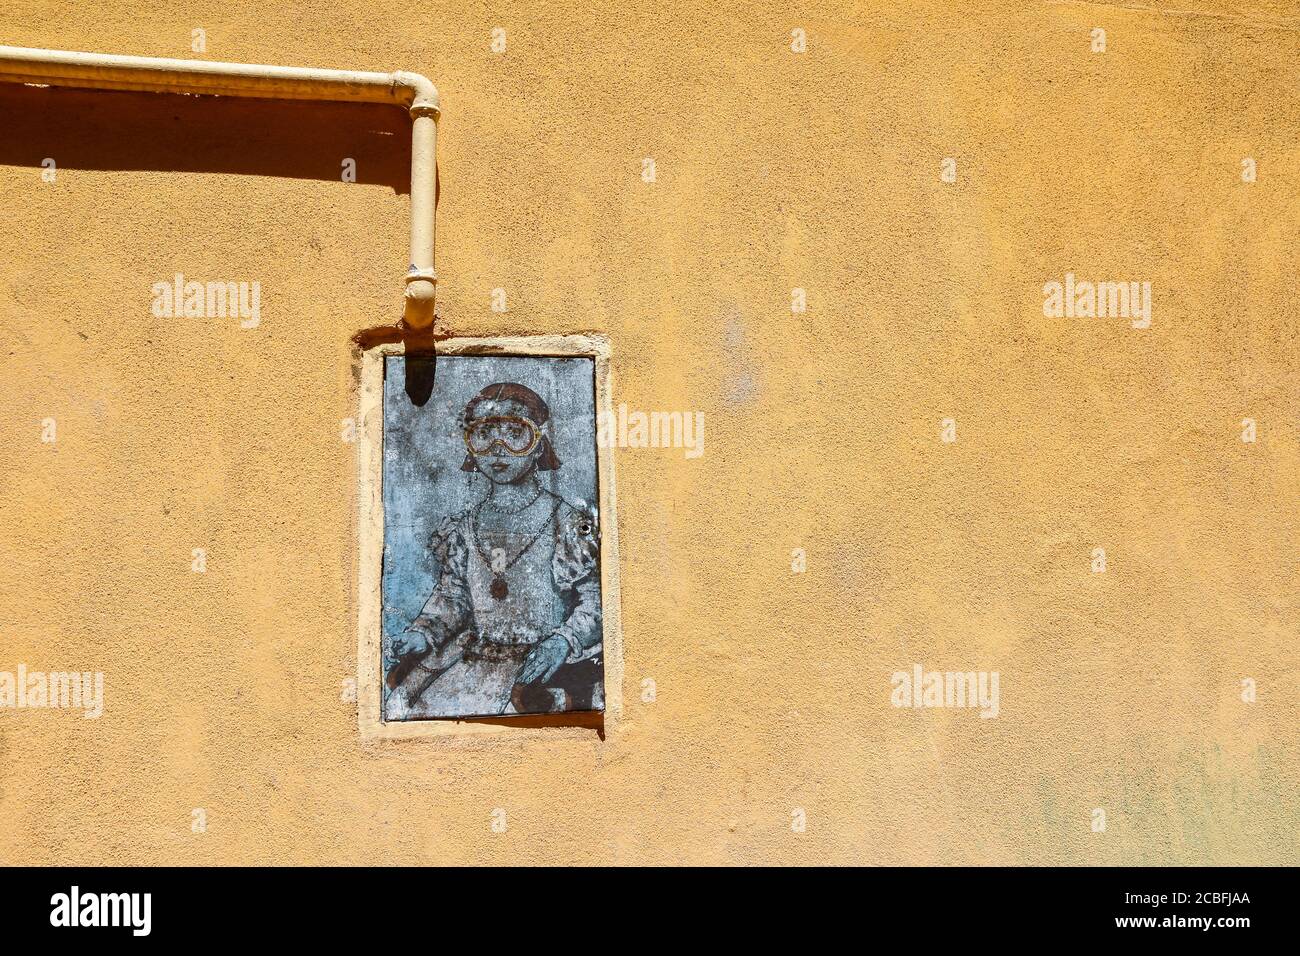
550,502,603,661
404,514,473,647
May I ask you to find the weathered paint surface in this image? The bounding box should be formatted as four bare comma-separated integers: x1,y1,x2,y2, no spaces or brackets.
381,356,603,719
0,0,1296,864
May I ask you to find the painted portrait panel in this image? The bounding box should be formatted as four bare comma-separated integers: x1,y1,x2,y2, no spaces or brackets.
380,354,604,720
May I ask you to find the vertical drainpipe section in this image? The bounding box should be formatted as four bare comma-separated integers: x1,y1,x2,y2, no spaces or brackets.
397,71,439,335
396,72,439,395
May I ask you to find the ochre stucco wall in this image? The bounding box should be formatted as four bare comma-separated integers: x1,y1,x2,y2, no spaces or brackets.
0,0,1296,864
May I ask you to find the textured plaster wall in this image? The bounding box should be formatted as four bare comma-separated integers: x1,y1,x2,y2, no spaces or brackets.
0,0,1296,865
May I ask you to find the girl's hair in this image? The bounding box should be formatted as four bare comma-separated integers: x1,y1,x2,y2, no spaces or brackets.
461,381,562,471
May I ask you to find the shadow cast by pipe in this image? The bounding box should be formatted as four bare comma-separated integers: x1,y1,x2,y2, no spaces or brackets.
0,82,411,191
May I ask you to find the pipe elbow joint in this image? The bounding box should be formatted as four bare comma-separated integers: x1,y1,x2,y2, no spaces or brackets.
393,71,439,118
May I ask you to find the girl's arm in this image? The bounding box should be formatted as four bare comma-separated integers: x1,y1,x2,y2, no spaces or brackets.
515,502,603,687
550,503,602,659
392,516,472,657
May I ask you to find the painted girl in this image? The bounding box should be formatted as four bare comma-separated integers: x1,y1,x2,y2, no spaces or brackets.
385,382,603,718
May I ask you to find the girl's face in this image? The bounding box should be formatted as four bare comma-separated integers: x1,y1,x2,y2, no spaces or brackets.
465,398,544,485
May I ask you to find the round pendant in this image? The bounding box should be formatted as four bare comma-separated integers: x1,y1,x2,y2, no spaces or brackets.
489,575,509,600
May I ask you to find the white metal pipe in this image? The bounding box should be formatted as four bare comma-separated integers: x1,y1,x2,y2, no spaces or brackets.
0,46,440,328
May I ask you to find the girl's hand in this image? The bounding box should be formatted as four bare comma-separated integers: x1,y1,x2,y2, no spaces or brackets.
518,635,569,685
